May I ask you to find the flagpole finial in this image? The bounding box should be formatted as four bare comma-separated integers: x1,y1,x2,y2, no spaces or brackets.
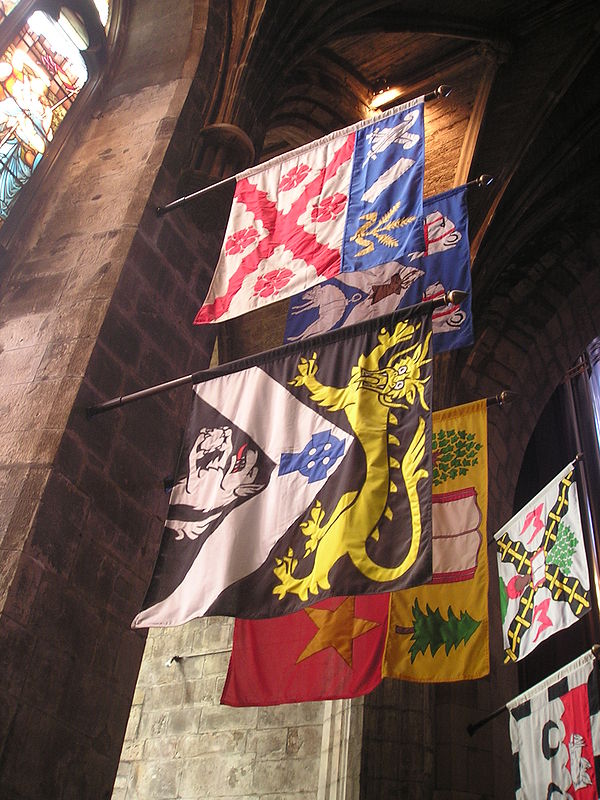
496,390,517,407
477,174,494,187
445,289,468,306
425,85,453,101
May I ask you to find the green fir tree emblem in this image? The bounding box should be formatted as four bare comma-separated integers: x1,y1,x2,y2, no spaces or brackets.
400,598,481,663
432,428,482,487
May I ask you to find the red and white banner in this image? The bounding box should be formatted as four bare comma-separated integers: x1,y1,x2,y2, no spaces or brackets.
507,649,600,798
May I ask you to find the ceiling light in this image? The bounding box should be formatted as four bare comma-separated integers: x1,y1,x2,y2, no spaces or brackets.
370,86,402,110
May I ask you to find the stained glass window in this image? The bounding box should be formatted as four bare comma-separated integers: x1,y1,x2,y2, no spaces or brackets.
93,0,110,28
0,2,22,26
0,1,110,228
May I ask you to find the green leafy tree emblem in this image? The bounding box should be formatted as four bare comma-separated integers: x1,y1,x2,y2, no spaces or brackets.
432,428,482,487
396,598,481,663
547,520,579,573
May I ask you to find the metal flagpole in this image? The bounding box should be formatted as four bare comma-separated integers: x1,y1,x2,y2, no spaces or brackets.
86,290,466,417
155,85,453,217
467,644,600,736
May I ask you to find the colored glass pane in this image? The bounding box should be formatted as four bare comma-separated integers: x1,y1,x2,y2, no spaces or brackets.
93,0,109,28
0,11,87,224
0,1,21,25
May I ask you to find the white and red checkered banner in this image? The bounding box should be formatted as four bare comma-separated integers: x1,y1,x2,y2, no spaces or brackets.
507,649,600,799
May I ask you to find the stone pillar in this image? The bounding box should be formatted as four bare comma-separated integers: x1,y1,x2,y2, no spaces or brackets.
0,2,221,796
113,116,367,799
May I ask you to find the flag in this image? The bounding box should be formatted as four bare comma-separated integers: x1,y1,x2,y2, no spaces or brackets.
194,98,425,324
132,305,433,628
221,399,487,706
382,398,489,682
284,184,472,353
221,594,390,706
495,461,591,664
507,648,600,798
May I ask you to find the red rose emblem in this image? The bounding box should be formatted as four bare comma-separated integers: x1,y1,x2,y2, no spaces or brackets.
310,192,347,223
253,268,294,298
225,226,259,255
279,164,310,192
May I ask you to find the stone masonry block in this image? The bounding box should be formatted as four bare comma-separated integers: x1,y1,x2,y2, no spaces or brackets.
120,738,144,762
35,338,95,382
3,553,43,626
137,709,170,740
257,702,324,730
0,342,46,386
144,681,185,711
0,615,35,699
142,734,178,761
202,649,232,677
251,757,319,795
192,618,233,653
137,655,174,689
26,472,89,576
186,676,220,705
200,704,259,733
124,703,142,741
246,728,288,759
177,729,247,760
178,751,256,798
28,573,99,664
0,311,49,351
132,759,180,800
0,549,21,613
2,272,70,318
286,725,322,759
148,623,199,658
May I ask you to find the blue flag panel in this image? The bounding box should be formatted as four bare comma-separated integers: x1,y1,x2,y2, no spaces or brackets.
286,184,473,354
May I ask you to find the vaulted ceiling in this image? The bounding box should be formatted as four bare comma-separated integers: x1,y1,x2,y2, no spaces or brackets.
215,0,600,387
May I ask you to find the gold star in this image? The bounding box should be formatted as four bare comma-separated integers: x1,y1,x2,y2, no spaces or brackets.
296,597,380,667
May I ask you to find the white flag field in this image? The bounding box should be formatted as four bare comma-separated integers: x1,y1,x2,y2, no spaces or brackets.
495,460,591,663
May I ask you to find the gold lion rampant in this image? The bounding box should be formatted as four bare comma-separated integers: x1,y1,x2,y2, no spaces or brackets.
273,318,432,602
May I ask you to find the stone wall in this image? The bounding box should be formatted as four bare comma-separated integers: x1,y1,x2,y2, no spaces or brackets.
0,1,225,796
113,619,364,800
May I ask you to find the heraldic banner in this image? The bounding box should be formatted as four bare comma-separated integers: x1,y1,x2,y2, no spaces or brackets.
221,594,390,706
132,305,433,628
495,460,591,664
382,398,489,682
284,184,472,354
194,98,424,324
507,649,600,799
221,399,487,706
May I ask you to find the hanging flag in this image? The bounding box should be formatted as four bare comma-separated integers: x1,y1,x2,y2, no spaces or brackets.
194,98,425,324
221,594,390,706
284,184,472,353
495,460,591,664
221,399,487,706
507,648,600,798
132,305,433,628
382,398,489,682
